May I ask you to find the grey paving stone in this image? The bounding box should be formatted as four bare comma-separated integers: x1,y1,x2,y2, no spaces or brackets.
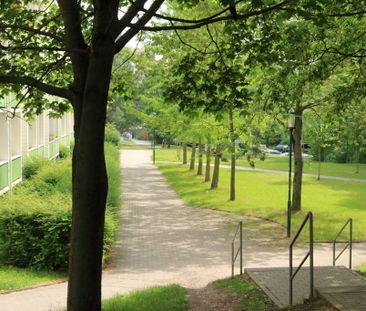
246,266,366,310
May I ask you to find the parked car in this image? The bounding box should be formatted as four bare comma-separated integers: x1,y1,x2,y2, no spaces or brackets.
274,144,289,153
265,149,281,155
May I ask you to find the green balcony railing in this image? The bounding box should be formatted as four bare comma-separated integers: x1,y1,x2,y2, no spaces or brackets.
49,139,59,159
0,162,9,191
11,156,21,182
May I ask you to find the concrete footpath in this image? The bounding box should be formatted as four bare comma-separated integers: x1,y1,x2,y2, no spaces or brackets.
0,149,365,310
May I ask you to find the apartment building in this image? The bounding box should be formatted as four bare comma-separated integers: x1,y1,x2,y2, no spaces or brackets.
0,95,73,194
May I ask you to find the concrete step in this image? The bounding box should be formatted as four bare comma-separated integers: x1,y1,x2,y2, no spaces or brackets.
246,266,366,310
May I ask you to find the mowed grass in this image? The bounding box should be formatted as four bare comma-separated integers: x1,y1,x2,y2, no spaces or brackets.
156,148,366,179
356,263,366,278
215,276,274,310
0,266,65,291
157,163,366,241
102,285,187,311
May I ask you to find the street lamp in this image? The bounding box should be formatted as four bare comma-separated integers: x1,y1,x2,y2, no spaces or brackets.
153,128,156,165
287,109,295,237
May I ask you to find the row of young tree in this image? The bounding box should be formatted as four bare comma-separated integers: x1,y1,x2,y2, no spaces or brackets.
1,1,366,310
110,1,366,213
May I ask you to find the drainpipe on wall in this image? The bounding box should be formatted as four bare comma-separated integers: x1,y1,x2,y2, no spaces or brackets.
7,97,12,193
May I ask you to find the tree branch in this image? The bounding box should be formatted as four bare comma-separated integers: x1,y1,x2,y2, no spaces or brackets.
172,23,218,55
0,44,86,53
129,0,290,32
113,31,143,73
0,23,63,42
328,10,366,17
206,24,228,68
57,0,87,49
114,0,165,53
141,4,232,24
111,0,148,39
0,75,72,100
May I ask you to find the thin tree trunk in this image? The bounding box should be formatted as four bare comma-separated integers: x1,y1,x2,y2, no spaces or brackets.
205,144,211,182
356,149,360,174
177,143,181,161
317,145,321,181
211,145,221,189
229,109,236,201
68,39,114,311
183,143,187,164
190,142,196,170
292,108,303,212
197,140,203,175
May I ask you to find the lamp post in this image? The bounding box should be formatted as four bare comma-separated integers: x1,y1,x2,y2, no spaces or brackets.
153,128,156,165
287,109,295,237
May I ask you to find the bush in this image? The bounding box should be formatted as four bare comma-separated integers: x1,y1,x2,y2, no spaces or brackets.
105,123,120,146
23,155,49,179
0,143,121,271
0,192,71,270
59,144,71,159
36,160,72,194
105,142,121,209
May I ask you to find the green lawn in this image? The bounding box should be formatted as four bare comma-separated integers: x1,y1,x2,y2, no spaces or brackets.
155,148,366,179
102,285,187,311
214,276,274,311
355,263,366,278
157,163,366,241
0,266,65,292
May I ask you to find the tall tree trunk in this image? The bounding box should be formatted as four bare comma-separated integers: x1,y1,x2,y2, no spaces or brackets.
292,108,303,212
229,109,236,201
67,40,114,311
205,144,211,182
190,142,196,170
183,143,187,164
197,140,203,175
356,148,360,174
177,142,181,161
211,145,221,189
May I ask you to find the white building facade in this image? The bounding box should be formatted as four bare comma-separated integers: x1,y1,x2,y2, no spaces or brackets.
0,95,74,194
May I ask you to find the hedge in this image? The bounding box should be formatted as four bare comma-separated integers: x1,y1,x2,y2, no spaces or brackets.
0,143,121,271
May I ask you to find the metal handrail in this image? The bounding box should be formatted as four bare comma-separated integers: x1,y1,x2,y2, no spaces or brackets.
231,221,243,278
333,218,352,269
289,212,314,305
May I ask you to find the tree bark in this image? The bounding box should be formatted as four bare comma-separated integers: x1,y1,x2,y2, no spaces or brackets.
356,148,360,174
211,145,221,189
205,144,211,182
229,109,236,201
197,140,203,175
190,142,196,170
67,37,114,311
177,143,181,161
292,108,303,212
183,143,187,164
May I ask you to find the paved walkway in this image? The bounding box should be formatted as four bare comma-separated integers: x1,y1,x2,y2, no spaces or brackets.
0,149,365,310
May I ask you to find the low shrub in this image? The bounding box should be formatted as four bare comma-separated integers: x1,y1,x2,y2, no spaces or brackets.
0,192,71,270
105,142,121,209
0,143,121,271
59,144,71,159
23,155,49,179
105,123,120,146
36,160,72,194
